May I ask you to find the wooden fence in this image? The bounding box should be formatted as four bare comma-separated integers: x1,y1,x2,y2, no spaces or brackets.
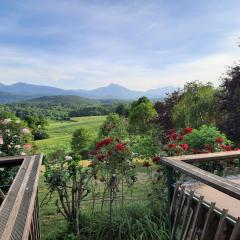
160,151,240,240
0,154,43,240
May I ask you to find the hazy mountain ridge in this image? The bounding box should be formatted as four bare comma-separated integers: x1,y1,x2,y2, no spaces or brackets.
0,82,177,103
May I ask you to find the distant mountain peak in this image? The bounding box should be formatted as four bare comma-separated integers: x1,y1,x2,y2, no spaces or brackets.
0,81,178,101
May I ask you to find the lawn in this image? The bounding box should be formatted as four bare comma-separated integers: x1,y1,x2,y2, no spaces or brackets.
35,116,106,155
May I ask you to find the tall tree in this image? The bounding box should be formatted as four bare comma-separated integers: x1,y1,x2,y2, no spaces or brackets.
129,96,157,133
172,81,216,128
216,64,240,143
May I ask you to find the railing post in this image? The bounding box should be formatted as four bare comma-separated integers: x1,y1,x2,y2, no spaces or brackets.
166,166,174,233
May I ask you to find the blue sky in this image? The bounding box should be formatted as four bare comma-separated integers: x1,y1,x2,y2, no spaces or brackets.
0,0,239,90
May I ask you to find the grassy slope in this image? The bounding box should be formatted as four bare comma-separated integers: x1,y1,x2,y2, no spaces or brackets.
37,116,105,239
35,116,106,154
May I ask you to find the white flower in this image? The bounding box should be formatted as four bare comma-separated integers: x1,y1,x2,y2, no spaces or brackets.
65,156,73,161
21,128,30,135
15,145,21,149
1,119,12,124
20,152,26,156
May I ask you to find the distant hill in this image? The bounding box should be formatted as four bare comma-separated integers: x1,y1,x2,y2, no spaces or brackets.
0,91,33,103
0,82,178,102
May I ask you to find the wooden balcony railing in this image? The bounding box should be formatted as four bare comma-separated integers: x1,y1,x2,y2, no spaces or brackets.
0,154,43,240
160,151,240,240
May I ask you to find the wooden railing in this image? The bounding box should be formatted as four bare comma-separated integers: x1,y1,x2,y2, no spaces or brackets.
0,154,43,240
160,151,240,239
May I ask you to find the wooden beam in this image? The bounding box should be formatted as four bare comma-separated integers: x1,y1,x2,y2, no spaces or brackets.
160,156,240,200
165,151,240,163
0,154,43,240
0,155,25,167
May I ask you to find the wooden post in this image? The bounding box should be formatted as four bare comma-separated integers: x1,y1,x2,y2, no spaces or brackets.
166,166,174,233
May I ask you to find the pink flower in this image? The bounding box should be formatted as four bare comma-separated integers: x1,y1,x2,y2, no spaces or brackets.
21,128,30,135
0,136,3,145
23,144,32,150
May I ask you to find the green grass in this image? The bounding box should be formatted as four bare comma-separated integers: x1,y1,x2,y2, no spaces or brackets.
35,116,106,155
39,165,164,240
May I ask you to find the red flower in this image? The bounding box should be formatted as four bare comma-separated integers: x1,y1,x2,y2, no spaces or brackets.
197,149,203,154
96,138,113,149
191,148,195,154
168,143,176,149
143,161,151,167
184,128,193,134
116,143,124,152
220,144,232,151
167,131,177,140
108,150,113,156
97,154,104,161
93,170,98,179
152,156,161,164
177,135,184,141
180,143,188,151
216,137,224,143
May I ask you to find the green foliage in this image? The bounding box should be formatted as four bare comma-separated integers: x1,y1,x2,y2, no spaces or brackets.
35,116,106,155
216,64,240,143
184,125,230,150
0,111,17,120
99,113,128,138
44,150,94,236
71,127,92,157
130,128,163,159
154,90,182,132
1,95,125,121
0,119,32,157
129,97,157,133
172,81,216,128
76,204,168,240
115,103,130,117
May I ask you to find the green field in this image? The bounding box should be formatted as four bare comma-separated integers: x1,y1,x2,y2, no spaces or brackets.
38,115,106,238
35,116,106,155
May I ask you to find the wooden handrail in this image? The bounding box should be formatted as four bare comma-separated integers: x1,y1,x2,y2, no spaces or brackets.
0,154,43,240
166,150,240,163
161,152,240,200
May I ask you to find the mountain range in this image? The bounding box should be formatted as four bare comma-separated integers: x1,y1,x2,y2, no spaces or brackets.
0,82,177,103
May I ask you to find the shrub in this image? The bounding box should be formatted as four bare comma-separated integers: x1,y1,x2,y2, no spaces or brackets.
71,128,92,157
44,150,94,236
0,118,32,185
0,118,32,157
99,113,128,138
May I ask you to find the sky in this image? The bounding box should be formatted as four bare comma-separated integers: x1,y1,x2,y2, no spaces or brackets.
0,0,239,90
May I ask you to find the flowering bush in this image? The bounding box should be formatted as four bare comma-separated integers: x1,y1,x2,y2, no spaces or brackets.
91,137,136,222
0,118,32,157
0,118,32,186
92,138,133,174
163,125,235,157
44,150,94,236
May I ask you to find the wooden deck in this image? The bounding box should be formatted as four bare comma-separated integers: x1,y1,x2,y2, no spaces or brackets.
0,154,43,240
160,151,240,239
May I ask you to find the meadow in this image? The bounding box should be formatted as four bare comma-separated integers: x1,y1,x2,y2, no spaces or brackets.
35,116,106,239
35,115,106,154
36,115,165,239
